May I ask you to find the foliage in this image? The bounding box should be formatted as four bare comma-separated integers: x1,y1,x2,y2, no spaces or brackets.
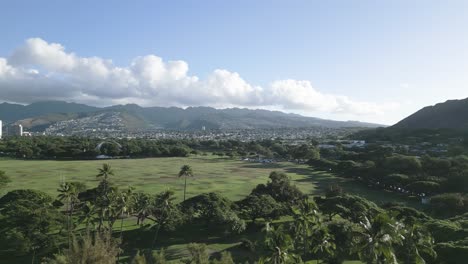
325,219,358,264
237,194,280,223
43,232,121,264
211,251,235,264
0,170,11,190
0,189,64,257
181,193,245,234
429,193,468,217
251,171,305,204
398,221,437,264
290,197,320,256
179,165,194,201
315,194,382,222
187,243,210,264
353,212,405,264
262,224,300,264
130,249,168,264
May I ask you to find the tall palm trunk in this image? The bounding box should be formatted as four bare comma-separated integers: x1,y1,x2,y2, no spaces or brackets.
66,199,71,249
117,214,125,262
151,225,161,249
184,176,187,201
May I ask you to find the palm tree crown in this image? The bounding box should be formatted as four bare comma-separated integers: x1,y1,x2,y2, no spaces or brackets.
178,165,193,178
97,163,114,180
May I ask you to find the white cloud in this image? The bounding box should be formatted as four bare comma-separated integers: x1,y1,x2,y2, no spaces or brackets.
0,38,397,118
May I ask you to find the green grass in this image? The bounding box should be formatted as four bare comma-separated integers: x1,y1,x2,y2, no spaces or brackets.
1,155,314,201
0,155,418,263
0,155,419,207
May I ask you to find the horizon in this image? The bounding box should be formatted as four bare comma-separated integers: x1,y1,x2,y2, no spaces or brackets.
1,1,468,125
1,99,389,125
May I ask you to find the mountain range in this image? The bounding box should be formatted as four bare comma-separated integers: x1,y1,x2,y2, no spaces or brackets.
392,98,468,130
0,101,382,131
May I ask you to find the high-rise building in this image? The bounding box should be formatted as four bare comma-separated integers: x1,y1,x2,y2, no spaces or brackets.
0,120,2,139
9,124,23,136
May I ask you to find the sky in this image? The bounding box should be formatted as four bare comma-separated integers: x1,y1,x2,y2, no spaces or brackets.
0,0,467,125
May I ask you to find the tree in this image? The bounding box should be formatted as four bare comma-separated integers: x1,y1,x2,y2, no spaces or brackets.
262,224,301,264
353,213,405,264
0,170,11,190
311,227,336,264
292,144,320,160
315,194,381,222
238,194,280,223
133,192,152,226
429,193,468,217
291,197,320,257
399,221,436,264
57,182,80,249
95,164,117,231
0,190,65,260
43,232,121,264
77,201,97,231
326,219,358,264
114,188,134,262
179,165,194,201
212,251,235,264
384,155,422,175
97,163,114,181
149,190,183,248
181,192,245,234
251,171,304,204
130,249,167,264
187,243,210,264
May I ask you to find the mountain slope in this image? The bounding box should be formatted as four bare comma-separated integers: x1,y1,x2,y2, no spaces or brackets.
0,101,98,123
103,105,382,130
392,98,468,130
1,101,383,131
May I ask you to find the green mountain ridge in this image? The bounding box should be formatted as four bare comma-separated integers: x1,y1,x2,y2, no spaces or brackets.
0,101,384,131
392,98,468,130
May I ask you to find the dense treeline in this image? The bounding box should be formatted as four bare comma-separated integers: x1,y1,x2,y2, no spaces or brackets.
352,128,468,146
311,143,468,218
0,136,320,161
1,165,467,263
0,137,193,159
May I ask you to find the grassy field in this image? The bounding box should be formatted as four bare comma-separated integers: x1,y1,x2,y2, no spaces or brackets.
2,155,417,263
0,155,419,206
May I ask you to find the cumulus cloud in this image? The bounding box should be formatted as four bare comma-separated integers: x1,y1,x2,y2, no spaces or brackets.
0,38,396,117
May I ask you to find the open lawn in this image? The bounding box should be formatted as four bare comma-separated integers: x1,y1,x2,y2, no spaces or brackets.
0,155,419,207
0,155,416,263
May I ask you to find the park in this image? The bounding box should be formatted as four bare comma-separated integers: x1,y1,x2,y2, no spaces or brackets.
0,155,421,263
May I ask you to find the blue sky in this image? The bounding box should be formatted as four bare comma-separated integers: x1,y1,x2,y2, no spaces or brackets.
1,0,467,124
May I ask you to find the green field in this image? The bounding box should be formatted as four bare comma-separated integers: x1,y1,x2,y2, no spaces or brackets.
0,155,419,206
1,155,417,262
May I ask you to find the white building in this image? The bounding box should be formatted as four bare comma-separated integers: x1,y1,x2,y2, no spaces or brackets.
10,124,23,136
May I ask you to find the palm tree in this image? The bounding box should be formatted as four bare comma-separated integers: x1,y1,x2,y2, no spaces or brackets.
133,192,152,226
291,197,320,257
115,188,133,262
401,221,436,264
178,165,193,201
311,227,336,264
150,190,178,248
78,201,97,231
95,163,115,231
263,223,301,264
57,182,79,249
354,213,405,264
97,163,114,181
